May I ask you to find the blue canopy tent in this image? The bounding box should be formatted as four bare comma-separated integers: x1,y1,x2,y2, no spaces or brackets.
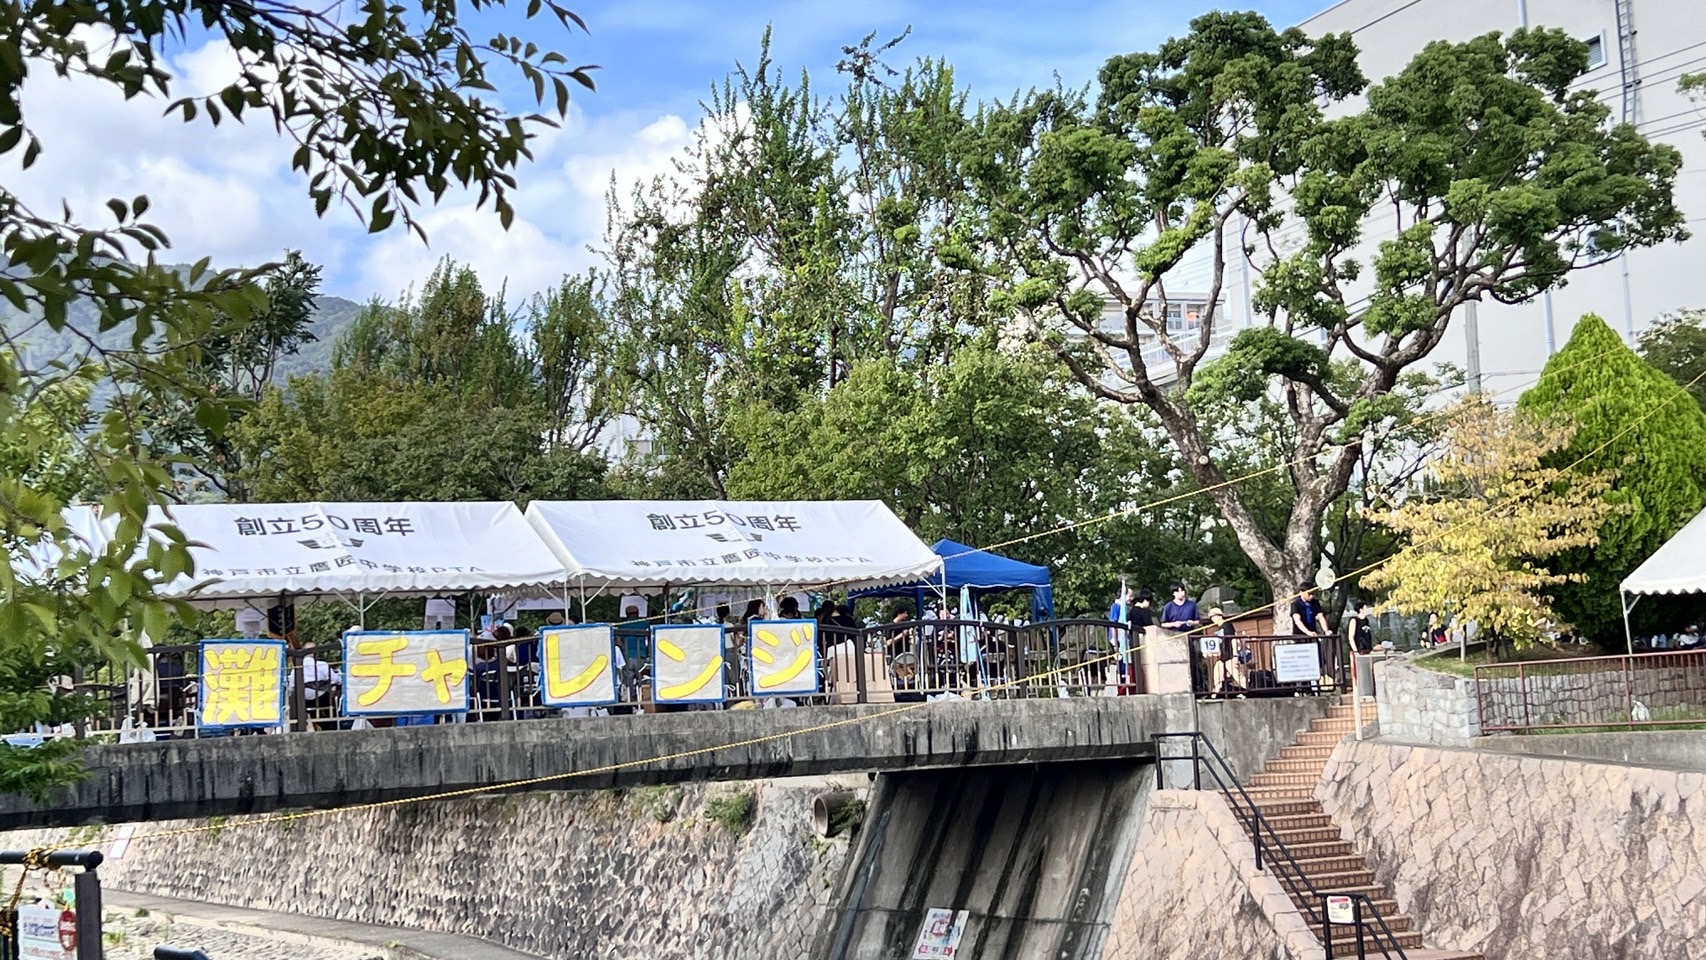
853,539,1054,621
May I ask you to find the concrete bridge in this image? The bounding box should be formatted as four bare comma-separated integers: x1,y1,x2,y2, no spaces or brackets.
0,694,1220,830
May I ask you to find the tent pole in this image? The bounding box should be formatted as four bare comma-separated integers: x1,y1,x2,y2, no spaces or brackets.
1621,591,1638,655
578,576,587,623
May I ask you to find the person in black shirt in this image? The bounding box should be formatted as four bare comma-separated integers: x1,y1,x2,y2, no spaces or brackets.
1347,601,1374,653
1290,585,1328,637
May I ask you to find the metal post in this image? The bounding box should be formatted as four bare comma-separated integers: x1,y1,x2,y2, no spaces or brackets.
854,630,869,705
1624,656,1635,730
1321,895,1332,960
1354,897,1367,960
1542,290,1557,356
1622,591,1637,655
1520,664,1532,730
74,867,101,960
1192,736,1202,791
1464,299,1482,393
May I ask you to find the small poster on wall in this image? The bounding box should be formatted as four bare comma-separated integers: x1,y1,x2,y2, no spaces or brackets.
911,907,969,958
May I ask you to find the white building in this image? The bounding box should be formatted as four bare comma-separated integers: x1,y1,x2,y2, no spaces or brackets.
1298,0,1706,390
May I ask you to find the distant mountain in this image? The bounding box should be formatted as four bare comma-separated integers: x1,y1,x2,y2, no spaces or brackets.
0,266,365,385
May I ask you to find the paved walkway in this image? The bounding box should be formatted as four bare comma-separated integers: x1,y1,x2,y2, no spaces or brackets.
104,889,543,960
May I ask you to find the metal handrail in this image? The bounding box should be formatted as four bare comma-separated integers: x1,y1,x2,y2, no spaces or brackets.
1320,891,1411,960
1152,731,1409,960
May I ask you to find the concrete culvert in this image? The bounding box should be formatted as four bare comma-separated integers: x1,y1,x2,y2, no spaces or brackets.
814,790,862,837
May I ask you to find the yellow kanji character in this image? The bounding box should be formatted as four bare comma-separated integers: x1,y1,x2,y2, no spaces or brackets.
352,635,415,707
420,648,467,705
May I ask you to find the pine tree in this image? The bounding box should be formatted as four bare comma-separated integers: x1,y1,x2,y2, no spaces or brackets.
1517,314,1706,641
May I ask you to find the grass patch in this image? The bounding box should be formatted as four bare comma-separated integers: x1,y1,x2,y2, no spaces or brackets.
1414,643,1587,677
629,785,683,823
702,790,756,835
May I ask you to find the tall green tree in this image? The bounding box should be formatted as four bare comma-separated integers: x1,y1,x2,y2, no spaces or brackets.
961,15,1685,608
1516,315,1706,641
236,262,609,504
721,340,1248,611
0,0,592,794
1637,309,1706,412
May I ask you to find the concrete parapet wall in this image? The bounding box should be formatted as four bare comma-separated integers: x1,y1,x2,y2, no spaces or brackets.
0,695,1194,830
1102,790,1315,960
1473,730,1706,769
1317,738,1706,960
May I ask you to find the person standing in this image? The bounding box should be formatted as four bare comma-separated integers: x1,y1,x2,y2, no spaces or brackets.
1160,582,1202,632
1347,601,1375,654
1290,585,1329,637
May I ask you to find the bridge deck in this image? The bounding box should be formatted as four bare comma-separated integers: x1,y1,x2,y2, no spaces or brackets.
0,695,1190,829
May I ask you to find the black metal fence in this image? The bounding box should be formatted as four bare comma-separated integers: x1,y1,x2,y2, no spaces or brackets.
61,618,1148,738
1189,633,1347,699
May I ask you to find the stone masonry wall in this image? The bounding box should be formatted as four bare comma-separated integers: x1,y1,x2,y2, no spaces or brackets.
1375,657,1480,744
6,778,859,960
1102,791,1317,960
1317,738,1706,960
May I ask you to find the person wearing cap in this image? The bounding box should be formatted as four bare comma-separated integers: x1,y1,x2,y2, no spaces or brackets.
1206,607,1247,696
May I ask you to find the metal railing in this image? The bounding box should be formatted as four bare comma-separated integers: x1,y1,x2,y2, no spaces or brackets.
1475,648,1706,732
55,618,1140,739
1152,731,1408,960
1192,634,1347,699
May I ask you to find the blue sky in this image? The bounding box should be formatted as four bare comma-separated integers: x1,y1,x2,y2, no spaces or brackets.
12,1,1325,302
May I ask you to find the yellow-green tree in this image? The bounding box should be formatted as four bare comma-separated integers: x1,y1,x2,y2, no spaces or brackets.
1362,397,1618,659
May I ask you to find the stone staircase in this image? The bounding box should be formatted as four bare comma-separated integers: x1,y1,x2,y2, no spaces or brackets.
1228,701,1482,960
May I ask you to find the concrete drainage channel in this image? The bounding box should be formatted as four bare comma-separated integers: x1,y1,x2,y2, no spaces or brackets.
101,891,543,960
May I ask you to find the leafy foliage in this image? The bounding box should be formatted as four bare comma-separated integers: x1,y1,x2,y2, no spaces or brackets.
1517,315,1706,641
962,14,1685,603
1637,309,1706,412
0,0,589,795
235,261,608,504
1363,397,1617,657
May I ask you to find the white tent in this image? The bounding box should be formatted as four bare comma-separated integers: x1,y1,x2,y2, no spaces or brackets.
53,501,568,609
524,499,943,591
1619,506,1706,651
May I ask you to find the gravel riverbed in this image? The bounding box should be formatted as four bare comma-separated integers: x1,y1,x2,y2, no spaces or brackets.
98,908,387,960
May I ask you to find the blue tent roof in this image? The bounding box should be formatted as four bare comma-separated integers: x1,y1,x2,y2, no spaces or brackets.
924,539,1050,591
853,539,1052,611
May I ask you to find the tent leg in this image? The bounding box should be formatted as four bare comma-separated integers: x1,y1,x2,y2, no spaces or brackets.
1621,592,1638,655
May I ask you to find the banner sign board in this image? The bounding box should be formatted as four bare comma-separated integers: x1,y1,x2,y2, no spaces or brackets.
342,630,470,715
16,903,75,960
911,908,969,958
1326,895,1354,925
1274,641,1321,684
198,639,286,729
652,625,725,705
540,625,620,707
747,619,819,696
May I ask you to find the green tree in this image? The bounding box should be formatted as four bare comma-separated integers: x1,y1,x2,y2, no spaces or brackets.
722,340,1242,611
962,15,1685,608
604,32,1000,497
1517,314,1706,641
1364,397,1616,660
0,0,591,794
1637,309,1706,412
236,262,609,504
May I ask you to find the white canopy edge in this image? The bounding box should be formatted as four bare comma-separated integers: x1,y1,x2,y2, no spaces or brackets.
525,499,943,591
1621,506,1706,596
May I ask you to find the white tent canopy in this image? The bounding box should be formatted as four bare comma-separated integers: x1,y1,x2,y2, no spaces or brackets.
55,501,568,607
1621,506,1706,596
524,499,943,591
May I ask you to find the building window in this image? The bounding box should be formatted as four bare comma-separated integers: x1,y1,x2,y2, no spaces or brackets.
1584,32,1608,70
1166,303,1183,333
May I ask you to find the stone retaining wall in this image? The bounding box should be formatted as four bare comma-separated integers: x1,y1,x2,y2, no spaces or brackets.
1317,738,1706,960
1374,657,1480,744
6,778,859,960
1101,791,1316,960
